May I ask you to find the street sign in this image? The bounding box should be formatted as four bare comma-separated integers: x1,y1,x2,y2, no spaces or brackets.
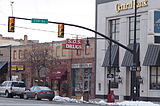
107,74,114,80
31,18,48,24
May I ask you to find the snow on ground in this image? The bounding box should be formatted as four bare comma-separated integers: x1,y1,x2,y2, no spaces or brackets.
53,96,160,106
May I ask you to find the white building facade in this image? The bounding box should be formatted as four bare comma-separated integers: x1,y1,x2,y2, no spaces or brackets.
96,0,160,101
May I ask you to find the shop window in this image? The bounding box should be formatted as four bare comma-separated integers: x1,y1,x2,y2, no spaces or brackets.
110,67,119,88
129,16,140,44
150,67,160,90
13,50,17,60
72,68,92,95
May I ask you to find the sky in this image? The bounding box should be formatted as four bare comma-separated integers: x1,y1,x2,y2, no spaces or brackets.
0,0,95,42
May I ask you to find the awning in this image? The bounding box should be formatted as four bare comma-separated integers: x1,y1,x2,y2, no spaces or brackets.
143,45,160,66
102,45,119,67
121,43,139,67
46,70,67,79
0,61,8,74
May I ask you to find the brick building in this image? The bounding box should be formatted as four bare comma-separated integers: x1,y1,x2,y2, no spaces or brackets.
4,37,95,98
0,35,37,84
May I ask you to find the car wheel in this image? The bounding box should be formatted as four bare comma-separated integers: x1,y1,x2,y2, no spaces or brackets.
20,94,24,99
5,91,12,98
23,94,28,99
35,94,41,100
48,98,53,101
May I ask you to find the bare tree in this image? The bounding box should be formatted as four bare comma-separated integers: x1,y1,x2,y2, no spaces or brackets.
24,43,58,85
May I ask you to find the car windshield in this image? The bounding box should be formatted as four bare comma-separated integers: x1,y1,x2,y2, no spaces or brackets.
12,82,25,87
39,86,51,90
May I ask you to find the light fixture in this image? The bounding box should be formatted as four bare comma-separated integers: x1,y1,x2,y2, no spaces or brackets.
116,67,120,73
137,76,143,84
117,76,122,83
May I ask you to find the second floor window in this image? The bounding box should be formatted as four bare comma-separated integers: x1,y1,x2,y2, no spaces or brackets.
56,46,60,57
109,19,120,42
129,16,140,44
19,50,23,59
13,50,17,59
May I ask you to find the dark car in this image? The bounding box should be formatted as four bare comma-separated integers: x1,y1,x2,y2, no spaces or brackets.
23,86,55,101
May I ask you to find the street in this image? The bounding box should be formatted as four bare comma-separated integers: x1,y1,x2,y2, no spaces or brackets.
0,96,100,106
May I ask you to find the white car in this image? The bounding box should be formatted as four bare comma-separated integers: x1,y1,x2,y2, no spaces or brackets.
0,81,26,98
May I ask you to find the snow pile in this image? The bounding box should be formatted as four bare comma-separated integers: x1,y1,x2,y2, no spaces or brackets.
90,100,160,106
53,96,160,106
53,96,84,103
117,101,160,106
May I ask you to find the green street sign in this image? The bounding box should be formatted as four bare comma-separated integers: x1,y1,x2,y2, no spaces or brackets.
31,18,48,24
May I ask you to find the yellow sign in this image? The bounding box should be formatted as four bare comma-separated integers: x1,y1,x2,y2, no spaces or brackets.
11,65,24,71
116,0,148,12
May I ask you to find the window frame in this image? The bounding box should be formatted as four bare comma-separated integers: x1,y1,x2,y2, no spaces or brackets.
129,16,140,44
150,67,160,90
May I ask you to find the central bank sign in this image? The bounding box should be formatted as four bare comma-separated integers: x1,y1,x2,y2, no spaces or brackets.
116,0,148,12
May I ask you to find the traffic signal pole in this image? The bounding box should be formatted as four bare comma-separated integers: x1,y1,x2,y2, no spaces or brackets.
13,17,133,53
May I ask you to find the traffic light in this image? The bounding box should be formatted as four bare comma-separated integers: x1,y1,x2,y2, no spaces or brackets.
8,17,15,32
58,24,64,38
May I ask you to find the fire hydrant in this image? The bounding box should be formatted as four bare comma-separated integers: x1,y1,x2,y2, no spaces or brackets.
107,90,115,103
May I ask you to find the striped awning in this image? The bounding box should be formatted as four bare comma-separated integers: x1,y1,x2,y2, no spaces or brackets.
143,45,160,66
102,45,119,67
121,43,139,67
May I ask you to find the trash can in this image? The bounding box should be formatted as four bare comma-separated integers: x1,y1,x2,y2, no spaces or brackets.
83,91,89,101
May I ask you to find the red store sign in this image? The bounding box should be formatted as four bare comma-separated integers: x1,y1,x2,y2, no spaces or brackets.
62,39,83,50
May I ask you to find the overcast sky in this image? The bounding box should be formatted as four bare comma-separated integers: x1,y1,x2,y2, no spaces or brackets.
0,0,95,42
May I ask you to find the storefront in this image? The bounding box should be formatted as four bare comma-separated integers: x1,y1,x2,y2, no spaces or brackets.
46,69,68,96
71,63,92,97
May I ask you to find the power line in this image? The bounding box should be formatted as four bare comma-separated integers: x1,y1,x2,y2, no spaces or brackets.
0,23,86,38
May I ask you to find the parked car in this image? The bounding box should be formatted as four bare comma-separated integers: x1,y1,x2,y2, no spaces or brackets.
23,86,55,101
0,81,26,98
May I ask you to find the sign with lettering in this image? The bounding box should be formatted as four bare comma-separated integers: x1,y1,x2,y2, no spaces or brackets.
116,0,148,12
154,11,160,33
72,63,92,68
11,65,24,71
62,39,82,50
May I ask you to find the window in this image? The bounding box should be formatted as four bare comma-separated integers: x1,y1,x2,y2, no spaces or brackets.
110,67,119,88
98,83,101,91
129,16,140,44
56,46,60,57
109,19,120,42
76,50,81,56
19,50,23,59
62,49,66,57
13,50,17,59
150,67,160,90
24,49,27,59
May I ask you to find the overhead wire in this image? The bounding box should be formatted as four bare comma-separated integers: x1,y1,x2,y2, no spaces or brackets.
0,23,86,38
